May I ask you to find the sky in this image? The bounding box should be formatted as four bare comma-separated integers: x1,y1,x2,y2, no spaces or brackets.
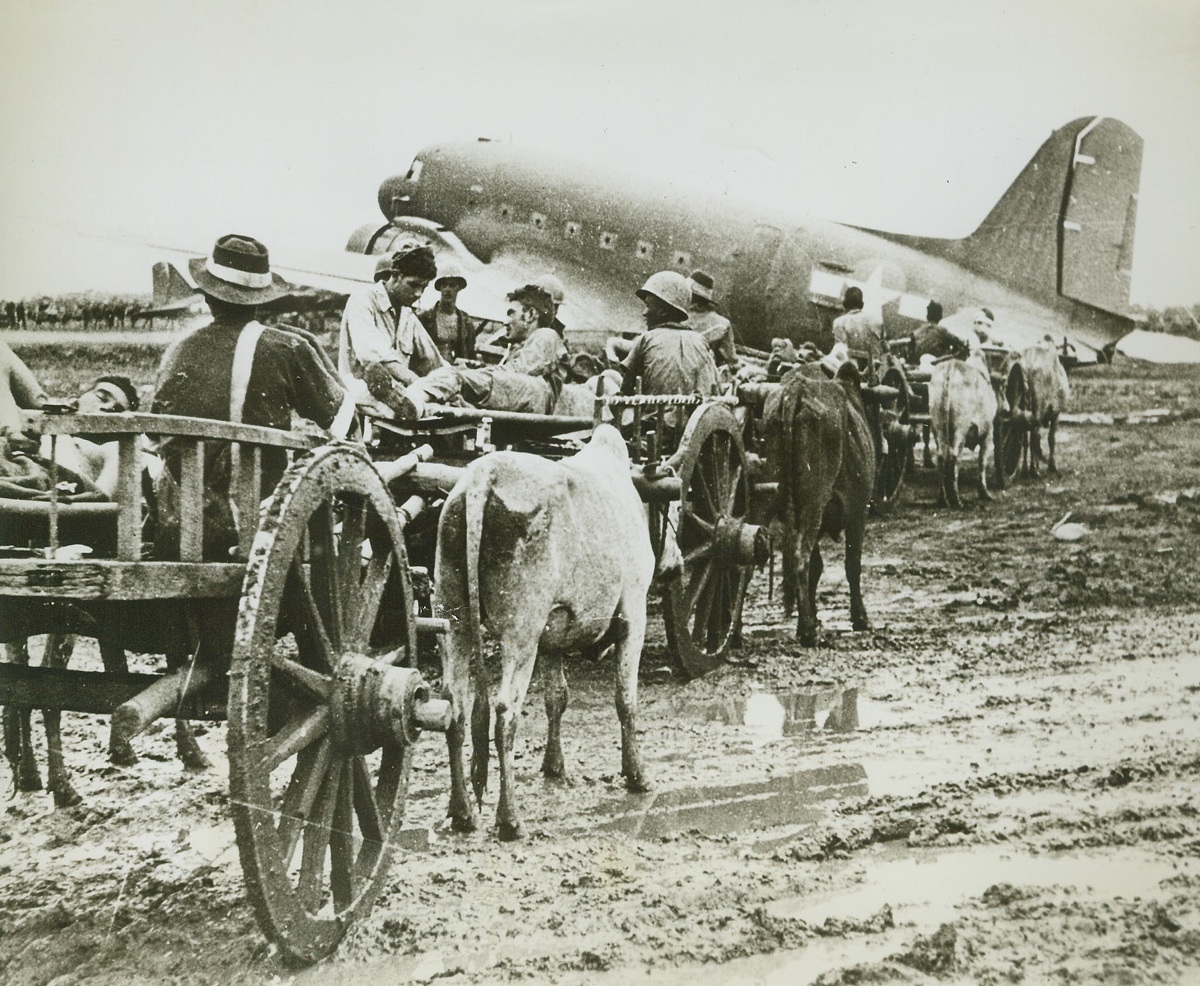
0,0,1197,306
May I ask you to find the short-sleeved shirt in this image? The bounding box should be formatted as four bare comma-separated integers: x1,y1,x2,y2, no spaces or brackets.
338,282,445,382
621,322,720,397
0,338,46,437
687,307,738,369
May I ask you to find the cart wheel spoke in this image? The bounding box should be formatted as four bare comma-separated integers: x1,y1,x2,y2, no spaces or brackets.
349,754,387,846
277,740,334,868
260,708,330,773
298,766,341,912
270,653,332,700
724,460,743,514
329,760,356,910
350,552,394,654
294,555,336,673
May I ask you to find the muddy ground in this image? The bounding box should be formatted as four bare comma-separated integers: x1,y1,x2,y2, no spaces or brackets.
1,362,1199,985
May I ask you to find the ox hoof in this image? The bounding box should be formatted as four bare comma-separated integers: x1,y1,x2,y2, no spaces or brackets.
15,764,43,793
52,781,83,809
449,812,479,834
624,773,651,795
497,820,526,842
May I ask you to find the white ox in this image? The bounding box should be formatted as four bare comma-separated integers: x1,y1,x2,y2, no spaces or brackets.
1021,336,1071,475
433,424,655,841
928,352,998,507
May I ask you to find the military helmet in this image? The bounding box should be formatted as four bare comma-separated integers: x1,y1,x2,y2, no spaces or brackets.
636,270,691,320
531,273,565,305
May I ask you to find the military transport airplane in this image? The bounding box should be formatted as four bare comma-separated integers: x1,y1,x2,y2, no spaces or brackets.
343,115,1141,361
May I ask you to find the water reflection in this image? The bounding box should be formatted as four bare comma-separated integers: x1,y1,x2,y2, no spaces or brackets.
586,763,868,840
707,681,861,740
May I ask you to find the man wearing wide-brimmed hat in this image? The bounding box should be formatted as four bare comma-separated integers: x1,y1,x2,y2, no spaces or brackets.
417,263,477,361
152,234,346,559
684,270,738,374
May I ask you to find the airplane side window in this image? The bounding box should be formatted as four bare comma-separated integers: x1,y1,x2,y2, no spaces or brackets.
564,221,581,240
405,159,424,182
600,231,618,251
636,240,654,259
531,212,547,231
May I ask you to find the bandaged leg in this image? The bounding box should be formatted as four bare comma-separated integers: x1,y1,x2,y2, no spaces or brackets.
364,364,462,420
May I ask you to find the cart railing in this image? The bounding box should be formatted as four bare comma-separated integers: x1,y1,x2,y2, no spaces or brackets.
5,411,322,576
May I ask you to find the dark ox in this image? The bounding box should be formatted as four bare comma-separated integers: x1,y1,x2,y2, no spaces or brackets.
762,365,876,646
1021,336,1070,475
434,424,655,841
928,350,997,507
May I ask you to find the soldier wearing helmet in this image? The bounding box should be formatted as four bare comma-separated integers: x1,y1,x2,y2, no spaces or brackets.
620,271,719,398
418,263,478,361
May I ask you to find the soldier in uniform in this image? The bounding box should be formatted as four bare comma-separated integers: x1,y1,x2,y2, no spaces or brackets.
685,269,738,373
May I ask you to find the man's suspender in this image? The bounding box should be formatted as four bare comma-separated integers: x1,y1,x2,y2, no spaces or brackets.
228,321,266,531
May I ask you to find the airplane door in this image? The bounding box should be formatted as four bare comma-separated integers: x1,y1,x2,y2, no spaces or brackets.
728,224,783,337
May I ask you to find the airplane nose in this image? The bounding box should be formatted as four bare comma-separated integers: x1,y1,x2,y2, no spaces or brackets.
377,175,415,220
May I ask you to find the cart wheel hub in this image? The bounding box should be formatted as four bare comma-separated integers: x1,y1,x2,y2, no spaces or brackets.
713,518,769,566
329,657,449,753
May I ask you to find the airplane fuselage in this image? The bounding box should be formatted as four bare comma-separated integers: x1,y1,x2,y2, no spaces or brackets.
373,126,1139,356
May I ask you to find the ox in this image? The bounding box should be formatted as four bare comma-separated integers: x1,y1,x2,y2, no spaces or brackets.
1021,336,1070,475
761,364,876,646
434,424,655,841
928,351,998,507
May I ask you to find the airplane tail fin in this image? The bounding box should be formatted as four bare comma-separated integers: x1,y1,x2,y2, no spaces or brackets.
151,261,196,306
959,116,1142,317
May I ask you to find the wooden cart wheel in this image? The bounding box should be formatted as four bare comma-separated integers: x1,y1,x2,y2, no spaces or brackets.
994,361,1029,489
228,445,419,965
662,402,764,678
873,361,912,515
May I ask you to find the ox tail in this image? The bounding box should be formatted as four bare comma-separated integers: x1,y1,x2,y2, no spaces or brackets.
777,378,802,531
464,464,489,669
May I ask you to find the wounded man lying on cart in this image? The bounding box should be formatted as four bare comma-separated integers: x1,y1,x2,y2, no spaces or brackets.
0,359,154,504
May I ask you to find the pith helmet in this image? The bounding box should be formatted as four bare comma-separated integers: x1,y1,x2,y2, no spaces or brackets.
434,263,468,291
188,234,291,305
636,271,691,320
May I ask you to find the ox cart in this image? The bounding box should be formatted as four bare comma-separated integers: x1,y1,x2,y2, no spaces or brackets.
0,394,767,963
735,340,1035,513
881,342,1035,494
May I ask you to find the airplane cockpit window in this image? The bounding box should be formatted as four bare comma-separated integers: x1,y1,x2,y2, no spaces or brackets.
564,221,581,240
600,231,618,251
405,159,424,182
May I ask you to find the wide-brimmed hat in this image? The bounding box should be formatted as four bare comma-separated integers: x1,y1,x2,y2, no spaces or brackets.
688,269,715,302
188,234,291,305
